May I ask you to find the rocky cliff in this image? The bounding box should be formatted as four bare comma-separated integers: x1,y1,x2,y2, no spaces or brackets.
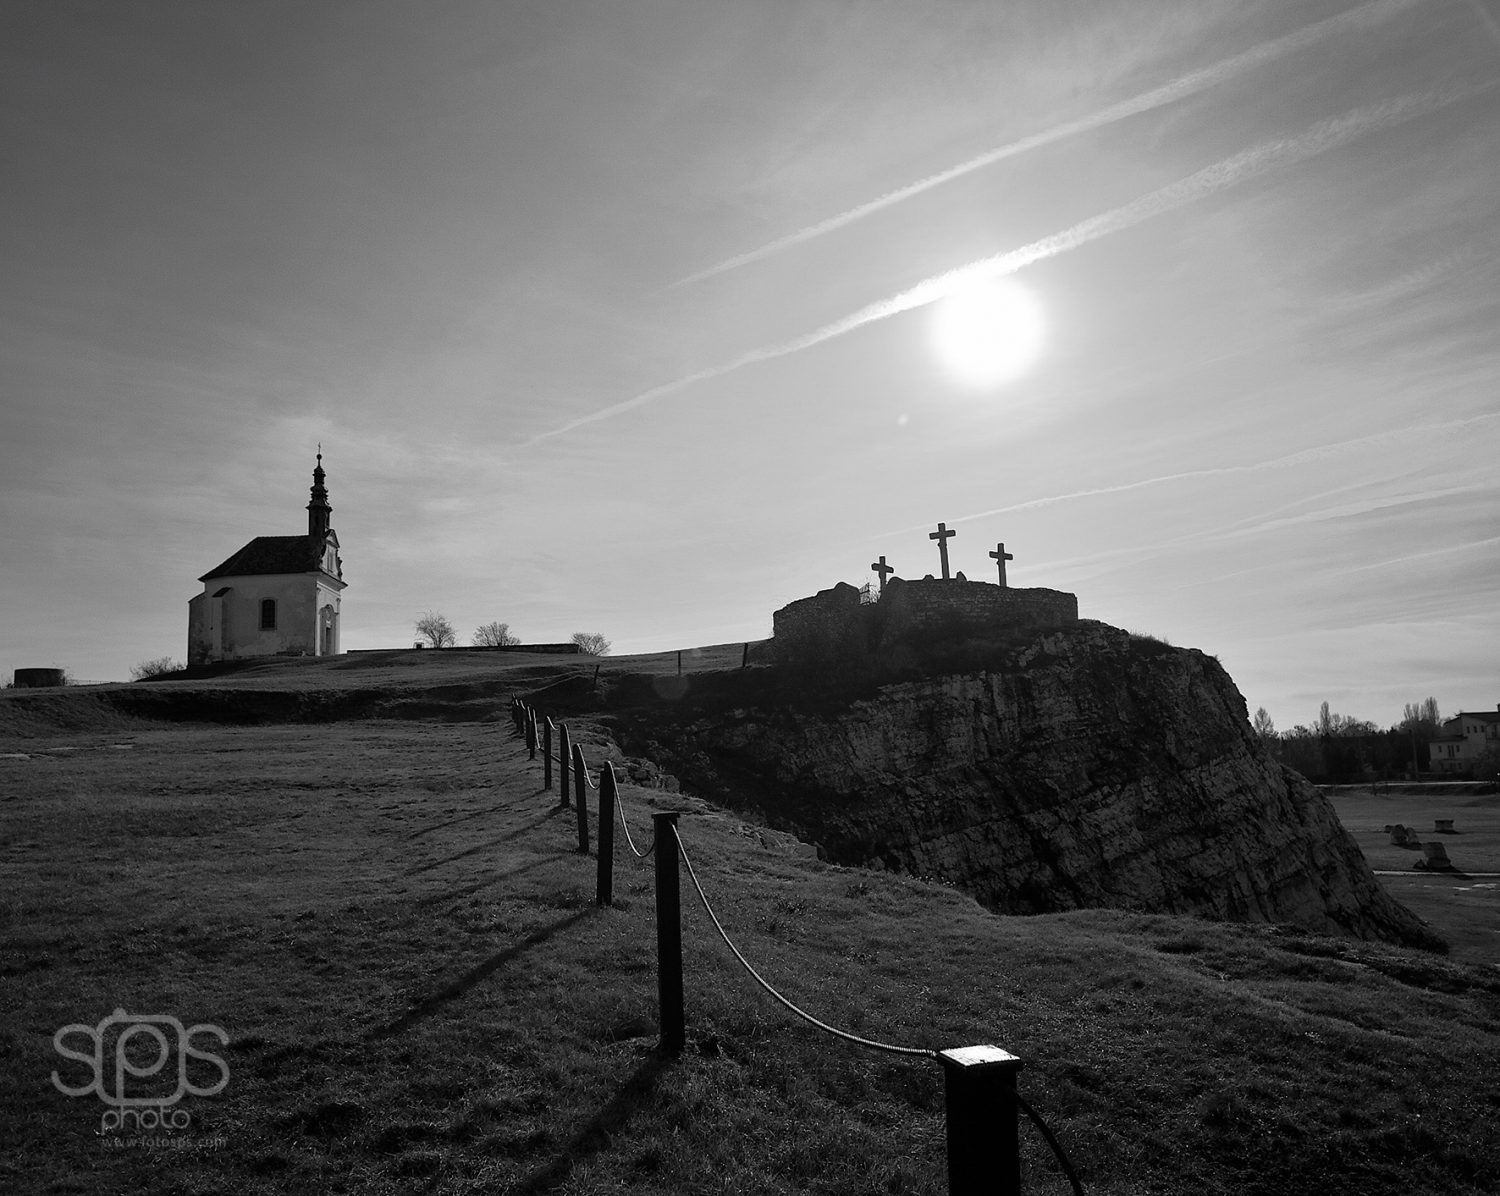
607,621,1436,948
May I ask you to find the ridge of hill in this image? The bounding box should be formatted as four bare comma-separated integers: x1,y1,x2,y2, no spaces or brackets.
2,631,1438,952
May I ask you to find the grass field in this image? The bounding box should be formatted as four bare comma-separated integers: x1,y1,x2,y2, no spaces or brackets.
2,660,1499,1194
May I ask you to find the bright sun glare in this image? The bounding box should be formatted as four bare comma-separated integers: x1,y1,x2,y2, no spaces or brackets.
929,276,1045,389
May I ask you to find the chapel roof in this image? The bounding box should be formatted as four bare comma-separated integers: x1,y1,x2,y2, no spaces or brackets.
199,534,329,582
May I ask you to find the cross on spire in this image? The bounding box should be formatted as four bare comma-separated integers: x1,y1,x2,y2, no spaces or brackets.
989,542,1014,587
870,556,895,590
929,522,956,580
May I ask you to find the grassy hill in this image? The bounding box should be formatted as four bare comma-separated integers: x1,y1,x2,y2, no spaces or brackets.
2,650,1497,1194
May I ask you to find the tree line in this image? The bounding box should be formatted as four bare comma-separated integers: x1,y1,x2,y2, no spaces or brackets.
415,612,610,656
1250,697,1490,783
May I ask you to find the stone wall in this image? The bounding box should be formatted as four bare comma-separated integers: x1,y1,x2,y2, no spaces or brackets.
771,582,866,661
771,577,1077,663
875,577,1077,646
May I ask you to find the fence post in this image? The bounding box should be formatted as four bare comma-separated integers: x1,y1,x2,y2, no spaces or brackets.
557,724,572,809
653,812,683,1055
937,1045,1023,1196
572,743,589,855
542,719,553,791
596,763,617,906
526,707,537,760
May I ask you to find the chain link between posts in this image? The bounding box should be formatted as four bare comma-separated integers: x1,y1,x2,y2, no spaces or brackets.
672,823,937,1060
613,785,654,859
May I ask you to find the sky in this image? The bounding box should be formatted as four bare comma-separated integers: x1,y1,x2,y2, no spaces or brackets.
2,0,1496,732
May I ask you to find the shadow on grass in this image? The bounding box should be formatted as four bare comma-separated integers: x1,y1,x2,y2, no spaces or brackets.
368,908,594,1040
514,1051,675,1194
413,853,568,906
408,805,511,840
402,806,564,876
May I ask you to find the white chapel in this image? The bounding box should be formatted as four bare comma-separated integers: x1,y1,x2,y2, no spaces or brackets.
187,454,346,667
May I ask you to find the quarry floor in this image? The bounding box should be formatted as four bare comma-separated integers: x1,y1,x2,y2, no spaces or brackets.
1325,790,1500,965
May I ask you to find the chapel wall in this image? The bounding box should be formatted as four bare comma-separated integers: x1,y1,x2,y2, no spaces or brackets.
217,573,321,660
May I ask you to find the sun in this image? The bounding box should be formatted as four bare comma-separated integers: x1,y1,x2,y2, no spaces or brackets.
929,276,1045,389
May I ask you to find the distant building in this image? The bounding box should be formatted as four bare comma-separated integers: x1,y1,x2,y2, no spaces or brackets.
1428,707,1500,774
187,455,346,667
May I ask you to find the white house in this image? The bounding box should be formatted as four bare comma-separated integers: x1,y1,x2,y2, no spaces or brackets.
187,455,346,667
1428,707,1500,774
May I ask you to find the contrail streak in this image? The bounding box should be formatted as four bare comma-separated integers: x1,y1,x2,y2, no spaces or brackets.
523,78,1494,449
1335,533,1500,574
674,0,1428,286
900,413,1500,532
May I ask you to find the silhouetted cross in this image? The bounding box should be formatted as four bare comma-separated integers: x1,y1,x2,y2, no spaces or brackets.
990,542,1014,587
929,522,956,579
871,556,895,590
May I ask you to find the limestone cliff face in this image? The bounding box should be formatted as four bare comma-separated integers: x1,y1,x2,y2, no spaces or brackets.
626,623,1434,947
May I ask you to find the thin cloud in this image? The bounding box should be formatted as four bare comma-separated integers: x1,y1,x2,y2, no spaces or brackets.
1334,533,1500,574
524,79,1495,449
901,412,1500,533
1462,0,1500,52
674,0,1429,286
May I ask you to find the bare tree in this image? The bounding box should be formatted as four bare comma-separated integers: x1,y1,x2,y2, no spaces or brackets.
1252,707,1276,740
571,632,611,656
1400,697,1442,735
1314,700,1377,737
473,621,519,648
415,611,457,649
131,656,184,680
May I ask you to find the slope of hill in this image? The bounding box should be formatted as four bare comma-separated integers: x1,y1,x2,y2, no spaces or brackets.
2,703,1496,1195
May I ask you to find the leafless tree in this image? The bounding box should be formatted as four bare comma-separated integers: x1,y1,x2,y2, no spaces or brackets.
1252,707,1276,740
473,621,519,647
1400,697,1442,735
571,632,611,656
131,656,184,680
415,611,457,649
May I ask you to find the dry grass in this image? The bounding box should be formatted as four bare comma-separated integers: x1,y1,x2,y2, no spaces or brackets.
2,674,1498,1194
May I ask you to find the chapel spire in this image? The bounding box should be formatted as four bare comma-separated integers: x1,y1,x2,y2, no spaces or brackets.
307,449,332,538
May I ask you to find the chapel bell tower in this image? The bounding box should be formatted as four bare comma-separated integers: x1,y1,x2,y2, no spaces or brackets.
307,451,332,538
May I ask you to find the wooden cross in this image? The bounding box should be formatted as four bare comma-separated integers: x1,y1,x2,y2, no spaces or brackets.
990,542,1014,587
929,522,956,579
870,556,895,590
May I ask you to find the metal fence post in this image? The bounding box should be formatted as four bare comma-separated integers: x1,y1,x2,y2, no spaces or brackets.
596,763,617,906
542,718,553,791
526,707,537,760
572,743,589,855
653,812,683,1055
557,724,572,809
938,1045,1023,1196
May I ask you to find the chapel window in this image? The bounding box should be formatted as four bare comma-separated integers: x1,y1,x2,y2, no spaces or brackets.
260,599,277,630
